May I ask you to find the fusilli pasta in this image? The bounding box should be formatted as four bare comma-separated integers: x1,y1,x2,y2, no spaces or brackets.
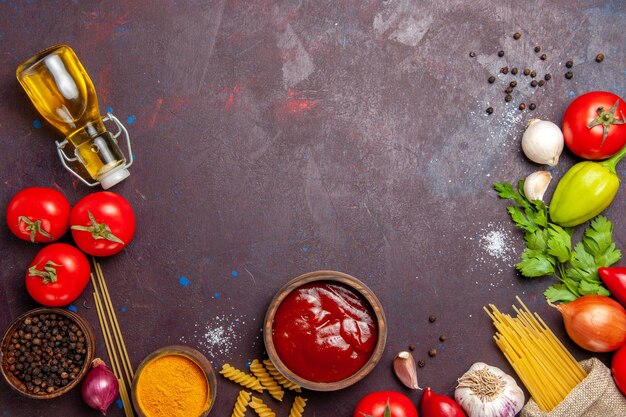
249,396,276,417
288,396,308,417
250,359,285,401
262,359,302,392
230,391,251,417
220,363,265,393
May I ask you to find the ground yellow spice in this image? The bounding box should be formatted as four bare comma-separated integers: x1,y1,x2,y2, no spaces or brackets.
136,354,209,417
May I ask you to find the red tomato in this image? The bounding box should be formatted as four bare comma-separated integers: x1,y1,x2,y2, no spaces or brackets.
613,344,626,395
420,388,466,417
562,91,626,160
26,243,91,306
6,187,70,243
354,391,418,417
70,192,136,256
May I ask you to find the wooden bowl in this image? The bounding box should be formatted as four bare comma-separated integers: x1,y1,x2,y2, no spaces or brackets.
0,307,96,399
264,270,387,391
131,345,217,417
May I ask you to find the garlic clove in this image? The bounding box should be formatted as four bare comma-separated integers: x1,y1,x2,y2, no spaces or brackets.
393,351,421,390
521,119,564,166
523,170,552,201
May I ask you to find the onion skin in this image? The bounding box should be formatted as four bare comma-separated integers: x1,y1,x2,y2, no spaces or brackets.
81,359,119,415
553,295,626,352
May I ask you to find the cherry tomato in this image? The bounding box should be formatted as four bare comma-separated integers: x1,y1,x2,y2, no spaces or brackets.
26,243,91,306
354,391,418,417
70,192,136,256
420,388,466,417
6,187,70,243
562,91,626,160
613,344,626,396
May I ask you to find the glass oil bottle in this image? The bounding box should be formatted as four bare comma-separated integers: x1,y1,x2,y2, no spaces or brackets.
16,44,132,189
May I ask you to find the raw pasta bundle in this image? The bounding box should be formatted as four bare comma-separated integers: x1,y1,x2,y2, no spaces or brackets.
288,396,308,417
262,359,302,392
250,359,285,401
220,363,265,393
250,396,276,417
230,391,251,417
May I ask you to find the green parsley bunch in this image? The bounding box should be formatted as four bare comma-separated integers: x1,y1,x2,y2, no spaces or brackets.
494,180,621,303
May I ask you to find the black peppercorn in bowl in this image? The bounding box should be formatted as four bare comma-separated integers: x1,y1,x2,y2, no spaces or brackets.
0,307,95,399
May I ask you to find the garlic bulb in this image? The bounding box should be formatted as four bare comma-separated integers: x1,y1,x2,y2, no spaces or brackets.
521,119,564,166
523,170,552,201
455,362,524,417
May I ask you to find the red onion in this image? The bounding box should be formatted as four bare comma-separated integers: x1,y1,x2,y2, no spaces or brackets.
81,358,119,415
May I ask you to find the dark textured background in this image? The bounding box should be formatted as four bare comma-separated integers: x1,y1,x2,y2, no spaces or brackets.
1,0,625,415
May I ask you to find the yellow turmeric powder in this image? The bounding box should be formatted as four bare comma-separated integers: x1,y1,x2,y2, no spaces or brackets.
136,354,210,417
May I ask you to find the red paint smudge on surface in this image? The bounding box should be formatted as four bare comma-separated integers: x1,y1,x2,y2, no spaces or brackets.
53,182,64,193
224,85,242,110
276,89,319,117
149,98,164,128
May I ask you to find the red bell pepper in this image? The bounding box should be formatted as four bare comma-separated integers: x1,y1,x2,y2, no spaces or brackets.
599,267,626,307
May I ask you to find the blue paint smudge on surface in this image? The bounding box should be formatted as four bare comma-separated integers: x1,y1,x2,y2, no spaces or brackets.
569,90,576,97
33,119,42,129
127,115,136,125
231,270,238,277
106,106,113,114
179,276,189,287
302,246,309,252
213,292,220,298
68,305,77,313
116,399,123,409
121,307,127,313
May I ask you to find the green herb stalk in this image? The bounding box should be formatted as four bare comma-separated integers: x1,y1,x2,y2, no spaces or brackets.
494,180,621,303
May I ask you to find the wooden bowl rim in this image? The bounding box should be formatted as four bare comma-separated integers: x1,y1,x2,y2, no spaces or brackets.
0,307,96,399
263,270,387,391
131,344,217,417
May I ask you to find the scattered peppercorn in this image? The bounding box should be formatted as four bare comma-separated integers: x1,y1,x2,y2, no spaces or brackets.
505,94,513,102
519,103,526,110
488,75,496,83
538,80,545,87
486,107,494,114
418,360,426,368
511,67,518,75
505,86,513,94
530,70,537,78
540,53,547,60
428,348,437,357
498,50,505,57
428,315,437,323
530,80,538,87
439,335,447,342
534,46,541,53
513,32,521,40
523,68,531,76
596,53,604,62
500,66,509,74
565,60,573,68
565,71,573,79
529,103,537,110
544,73,552,81
409,344,416,351
509,80,517,88
469,51,476,58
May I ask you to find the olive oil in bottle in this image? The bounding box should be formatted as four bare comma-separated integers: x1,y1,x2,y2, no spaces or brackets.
16,44,131,189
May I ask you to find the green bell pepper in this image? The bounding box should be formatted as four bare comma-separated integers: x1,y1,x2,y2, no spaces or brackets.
549,145,626,227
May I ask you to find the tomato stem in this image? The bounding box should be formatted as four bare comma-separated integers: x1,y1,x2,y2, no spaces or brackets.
70,211,125,244
28,261,62,284
587,100,625,145
17,216,53,242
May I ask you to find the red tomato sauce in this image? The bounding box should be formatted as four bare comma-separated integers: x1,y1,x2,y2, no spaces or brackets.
272,281,378,383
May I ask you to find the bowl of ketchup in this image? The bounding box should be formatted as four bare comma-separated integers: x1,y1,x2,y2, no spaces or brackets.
264,270,387,391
